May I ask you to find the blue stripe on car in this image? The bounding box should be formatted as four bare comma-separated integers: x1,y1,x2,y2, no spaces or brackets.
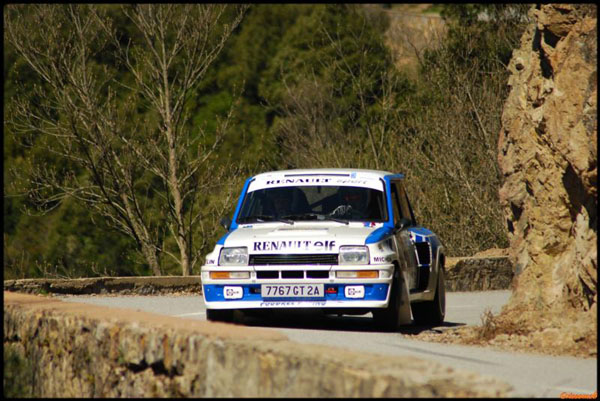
408,227,433,237
365,226,393,244
203,284,389,302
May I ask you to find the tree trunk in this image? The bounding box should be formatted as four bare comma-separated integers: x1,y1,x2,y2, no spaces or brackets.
141,241,162,276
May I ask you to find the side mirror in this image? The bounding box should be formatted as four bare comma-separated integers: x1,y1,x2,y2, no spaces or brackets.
220,217,232,231
395,218,411,232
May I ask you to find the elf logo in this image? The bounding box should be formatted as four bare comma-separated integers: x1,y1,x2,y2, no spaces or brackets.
253,240,336,252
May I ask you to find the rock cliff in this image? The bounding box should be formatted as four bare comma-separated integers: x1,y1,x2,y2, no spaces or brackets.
497,4,597,353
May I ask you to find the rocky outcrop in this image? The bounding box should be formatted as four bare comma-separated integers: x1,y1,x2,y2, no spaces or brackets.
381,5,446,72
497,4,596,340
4,291,512,397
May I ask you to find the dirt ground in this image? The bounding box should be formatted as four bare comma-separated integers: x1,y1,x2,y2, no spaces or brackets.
405,248,597,359
408,299,597,359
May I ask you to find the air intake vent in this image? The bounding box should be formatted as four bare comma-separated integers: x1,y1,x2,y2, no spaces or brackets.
256,271,279,279
414,242,431,266
249,254,338,266
306,270,329,279
281,271,304,279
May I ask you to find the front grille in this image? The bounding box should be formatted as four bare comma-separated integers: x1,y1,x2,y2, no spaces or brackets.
256,270,330,279
249,254,338,266
414,242,431,266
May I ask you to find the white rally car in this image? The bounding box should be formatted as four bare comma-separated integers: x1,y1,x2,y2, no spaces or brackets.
201,169,446,330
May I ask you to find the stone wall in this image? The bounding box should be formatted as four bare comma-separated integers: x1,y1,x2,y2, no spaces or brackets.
3,255,514,295
3,276,203,296
445,257,513,292
4,291,511,397
497,4,597,315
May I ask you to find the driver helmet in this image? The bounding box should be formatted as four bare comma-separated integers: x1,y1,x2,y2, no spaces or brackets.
269,187,292,215
339,186,369,211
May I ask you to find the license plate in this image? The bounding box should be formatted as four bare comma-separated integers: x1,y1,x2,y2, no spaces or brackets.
261,284,324,298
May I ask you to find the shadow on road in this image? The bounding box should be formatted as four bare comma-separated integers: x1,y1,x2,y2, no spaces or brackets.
236,309,465,334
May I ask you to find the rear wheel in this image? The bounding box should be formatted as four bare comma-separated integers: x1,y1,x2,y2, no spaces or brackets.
412,267,446,326
206,308,234,322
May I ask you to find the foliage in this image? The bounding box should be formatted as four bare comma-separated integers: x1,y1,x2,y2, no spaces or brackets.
4,4,247,276
260,4,402,170
379,4,531,254
3,4,531,278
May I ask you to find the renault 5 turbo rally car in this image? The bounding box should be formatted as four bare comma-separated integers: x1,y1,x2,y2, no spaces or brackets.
201,169,446,330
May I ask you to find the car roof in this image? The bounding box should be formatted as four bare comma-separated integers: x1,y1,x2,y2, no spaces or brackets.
251,168,402,180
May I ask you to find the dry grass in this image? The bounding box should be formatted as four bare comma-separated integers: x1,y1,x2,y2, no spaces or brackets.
410,305,597,359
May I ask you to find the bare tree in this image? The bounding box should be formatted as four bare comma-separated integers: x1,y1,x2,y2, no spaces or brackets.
384,23,513,255
109,5,247,275
5,4,248,275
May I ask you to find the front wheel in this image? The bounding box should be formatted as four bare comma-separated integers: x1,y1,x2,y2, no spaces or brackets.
372,266,411,331
206,308,234,322
412,267,446,326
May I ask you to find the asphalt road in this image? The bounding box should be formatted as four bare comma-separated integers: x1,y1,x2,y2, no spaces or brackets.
59,290,597,398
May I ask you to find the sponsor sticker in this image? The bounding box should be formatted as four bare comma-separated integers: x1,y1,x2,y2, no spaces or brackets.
248,175,383,192
344,285,365,299
253,240,336,252
223,286,244,300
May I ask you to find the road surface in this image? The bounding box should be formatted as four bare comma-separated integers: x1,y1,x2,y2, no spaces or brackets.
59,290,597,398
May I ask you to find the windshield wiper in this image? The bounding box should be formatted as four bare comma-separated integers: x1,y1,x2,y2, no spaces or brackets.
319,214,349,225
239,215,294,225
281,213,349,225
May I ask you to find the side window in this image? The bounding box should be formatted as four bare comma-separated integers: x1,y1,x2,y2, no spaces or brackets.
390,182,403,225
392,181,414,225
396,181,416,225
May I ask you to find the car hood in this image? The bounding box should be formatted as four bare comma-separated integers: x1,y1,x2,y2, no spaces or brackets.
223,223,382,254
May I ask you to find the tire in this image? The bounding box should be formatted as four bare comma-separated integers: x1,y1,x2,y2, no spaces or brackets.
412,267,446,326
206,308,234,322
372,267,405,331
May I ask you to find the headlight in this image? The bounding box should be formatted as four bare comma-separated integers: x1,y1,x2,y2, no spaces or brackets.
338,246,369,265
219,247,249,266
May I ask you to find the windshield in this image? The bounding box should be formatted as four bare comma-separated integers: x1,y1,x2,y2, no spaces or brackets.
237,185,387,224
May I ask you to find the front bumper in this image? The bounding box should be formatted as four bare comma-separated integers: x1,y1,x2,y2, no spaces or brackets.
201,263,394,310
